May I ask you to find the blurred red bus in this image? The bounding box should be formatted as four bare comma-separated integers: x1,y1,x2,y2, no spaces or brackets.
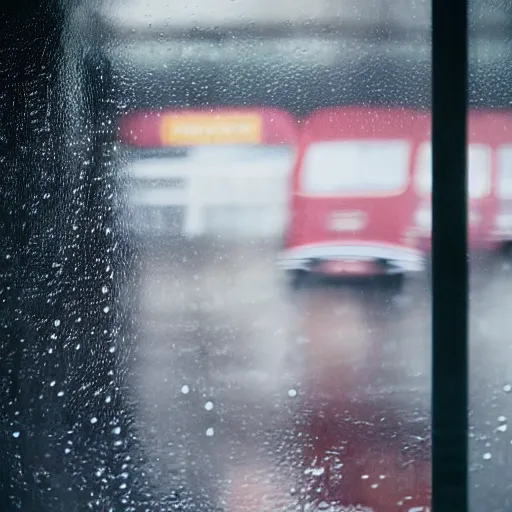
118,106,298,240
413,111,512,256
279,107,427,290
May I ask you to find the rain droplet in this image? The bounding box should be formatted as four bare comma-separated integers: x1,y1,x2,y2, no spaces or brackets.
57,391,64,397
105,396,112,404
112,427,121,435
64,448,71,454
50,381,56,387
497,424,508,432
103,306,110,313
483,452,492,460
498,415,507,422
90,417,98,424
101,286,108,294
288,388,298,398
503,384,512,393
361,474,369,479
371,484,379,489
54,320,61,327
206,428,214,437
204,401,214,411
181,385,190,394
12,432,20,438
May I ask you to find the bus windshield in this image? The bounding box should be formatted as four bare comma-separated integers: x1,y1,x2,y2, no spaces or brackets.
300,139,411,195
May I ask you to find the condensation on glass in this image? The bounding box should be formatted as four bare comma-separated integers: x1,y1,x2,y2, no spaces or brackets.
24,0,512,510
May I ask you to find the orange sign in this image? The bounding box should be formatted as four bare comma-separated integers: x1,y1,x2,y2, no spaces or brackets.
159,113,263,146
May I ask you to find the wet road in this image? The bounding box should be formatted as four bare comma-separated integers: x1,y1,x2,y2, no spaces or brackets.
125,241,512,511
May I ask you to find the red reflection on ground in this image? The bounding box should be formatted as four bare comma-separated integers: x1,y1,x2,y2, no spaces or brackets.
295,288,431,512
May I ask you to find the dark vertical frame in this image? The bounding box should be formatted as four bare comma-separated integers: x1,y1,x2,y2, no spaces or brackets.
432,0,468,511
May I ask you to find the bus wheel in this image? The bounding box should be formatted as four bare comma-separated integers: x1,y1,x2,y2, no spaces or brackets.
288,270,307,291
382,274,405,295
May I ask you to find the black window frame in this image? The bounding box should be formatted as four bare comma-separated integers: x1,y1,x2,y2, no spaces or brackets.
432,0,468,511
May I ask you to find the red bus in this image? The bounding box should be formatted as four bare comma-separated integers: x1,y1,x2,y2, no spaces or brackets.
279,107,427,291
118,107,298,240
413,111,512,256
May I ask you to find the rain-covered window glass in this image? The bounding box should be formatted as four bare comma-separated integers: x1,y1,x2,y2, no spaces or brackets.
8,0,511,510
300,140,411,195
52,1,436,510
415,142,492,198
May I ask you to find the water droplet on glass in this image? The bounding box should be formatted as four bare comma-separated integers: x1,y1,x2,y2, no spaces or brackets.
204,401,214,411
90,417,98,424
503,384,512,393
483,452,492,460
112,427,121,435
206,428,214,437
288,388,297,397
50,381,56,387
54,320,61,327
181,385,190,394
12,432,20,438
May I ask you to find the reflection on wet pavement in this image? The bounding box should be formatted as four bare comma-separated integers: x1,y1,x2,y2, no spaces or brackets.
126,242,512,511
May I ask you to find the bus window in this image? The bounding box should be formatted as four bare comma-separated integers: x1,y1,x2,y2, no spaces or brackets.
300,139,411,196
415,142,492,199
497,145,512,199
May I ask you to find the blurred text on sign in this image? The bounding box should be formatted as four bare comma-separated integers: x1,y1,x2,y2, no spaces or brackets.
159,113,263,146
